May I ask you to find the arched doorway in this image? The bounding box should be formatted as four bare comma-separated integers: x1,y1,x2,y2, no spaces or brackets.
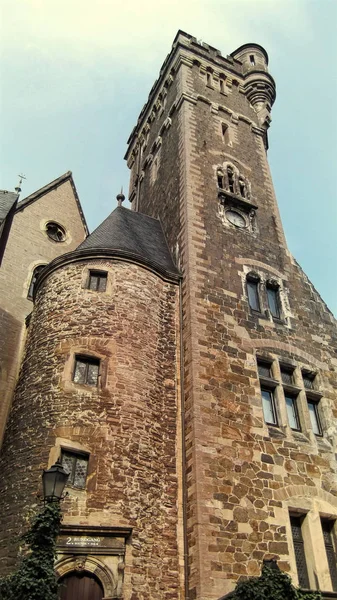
58,570,104,600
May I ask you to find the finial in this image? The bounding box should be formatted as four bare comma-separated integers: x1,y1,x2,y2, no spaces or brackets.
116,186,125,207
15,173,26,195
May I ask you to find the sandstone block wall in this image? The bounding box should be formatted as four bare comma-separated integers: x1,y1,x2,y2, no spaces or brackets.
126,34,337,599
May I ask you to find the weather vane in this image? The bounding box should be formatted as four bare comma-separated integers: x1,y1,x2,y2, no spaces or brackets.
15,173,26,195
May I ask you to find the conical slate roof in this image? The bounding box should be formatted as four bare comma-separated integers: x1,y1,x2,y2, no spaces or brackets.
77,206,179,279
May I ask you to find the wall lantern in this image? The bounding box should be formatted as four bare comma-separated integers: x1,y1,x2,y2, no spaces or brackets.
42,459,69,502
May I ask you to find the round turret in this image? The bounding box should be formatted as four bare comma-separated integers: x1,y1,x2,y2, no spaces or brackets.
231,43,276,129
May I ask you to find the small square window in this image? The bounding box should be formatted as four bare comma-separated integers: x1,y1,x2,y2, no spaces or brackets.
302,371,315,390
61,450,88,489
307,400,322,435
73,356,100,386
88,270,107,292
257,361,272,379
261,388,278,425
280,366,294,385
285,395,300,431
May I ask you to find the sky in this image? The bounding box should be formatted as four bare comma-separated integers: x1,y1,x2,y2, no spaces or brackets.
1,0,336,315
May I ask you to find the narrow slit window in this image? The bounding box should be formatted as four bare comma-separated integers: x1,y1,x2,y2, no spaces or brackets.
206,72,212,87
250,54,255,65
61,450,89,489
307,400,322,435
266,283,281,319
261,388,277,425
290,516,310,589
219,78,225,93
285,395,301,431
88,270,107,292
247,276,260,312
221,123,229,144
73,356,100,386
321,520,337,591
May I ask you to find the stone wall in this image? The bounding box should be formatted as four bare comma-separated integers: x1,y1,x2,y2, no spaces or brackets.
0,177,86,445
126,34,337,599
0,258,182,600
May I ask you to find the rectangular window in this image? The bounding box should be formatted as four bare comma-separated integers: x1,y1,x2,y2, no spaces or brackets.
302,371,316,390
321,520,337,591
285,395,301,431
280,366,294,385
266,285,281,318
290,515,310,589
247,280,260,312
88,270,107,292
257,361,272,379
307,400,322,435
261,388,277,425
73,356,100,386
61,450,89,489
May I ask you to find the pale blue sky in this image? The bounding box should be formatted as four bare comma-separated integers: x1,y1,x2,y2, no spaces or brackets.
1,0,336,314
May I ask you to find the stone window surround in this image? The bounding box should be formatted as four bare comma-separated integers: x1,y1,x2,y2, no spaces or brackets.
81,263,114,295
62,348,107,392
256,353,326,444
26,262,47,300
283,498,337,593
61,448,89,490
245,269,289,324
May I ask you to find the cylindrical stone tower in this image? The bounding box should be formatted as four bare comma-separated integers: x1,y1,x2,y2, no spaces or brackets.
0,206,182,600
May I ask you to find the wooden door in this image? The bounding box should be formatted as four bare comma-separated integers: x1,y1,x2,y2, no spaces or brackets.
58,571,104,600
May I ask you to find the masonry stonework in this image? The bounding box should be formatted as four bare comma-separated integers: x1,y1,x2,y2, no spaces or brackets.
0,258,182,599
0,173,87,445
0,30,337,600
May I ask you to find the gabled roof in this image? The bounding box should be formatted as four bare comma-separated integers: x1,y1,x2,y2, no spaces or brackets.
77,205,180,280
16,171,88,235
0,191,18,225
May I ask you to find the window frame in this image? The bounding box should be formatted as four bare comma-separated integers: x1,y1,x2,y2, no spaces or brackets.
45,221,66,243
285,394,301,432
266,282,281,319
321,519,337,592
27,264,47,300
61,449,89,490
290,514,310,590
261,387,278,426
73,355,100,387
307,399,322,436
247,274,261,313
88,269,108,292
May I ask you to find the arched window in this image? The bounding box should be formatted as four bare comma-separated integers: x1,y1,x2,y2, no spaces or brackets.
246,273,260,312
27,264,46,300
217,169,224,189
266,280,281,319
227,166,235,193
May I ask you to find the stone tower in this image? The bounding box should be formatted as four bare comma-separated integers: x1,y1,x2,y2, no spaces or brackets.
125,31,337,599
0,30,337,600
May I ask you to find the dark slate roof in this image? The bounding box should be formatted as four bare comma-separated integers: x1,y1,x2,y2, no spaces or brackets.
77,206,180,279
0,191,18,225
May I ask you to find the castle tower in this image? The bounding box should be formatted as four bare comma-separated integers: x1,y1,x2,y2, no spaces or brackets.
0,31,337,600
125,31,337,598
